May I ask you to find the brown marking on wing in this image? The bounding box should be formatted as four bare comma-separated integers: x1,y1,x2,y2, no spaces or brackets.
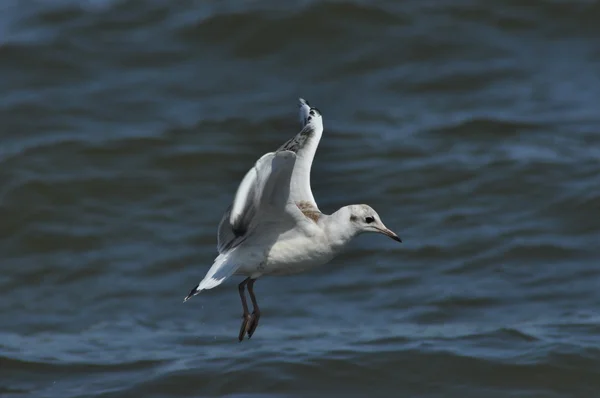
296,201,321,223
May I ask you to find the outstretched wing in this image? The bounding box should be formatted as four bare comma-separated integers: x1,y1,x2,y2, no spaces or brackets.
217,98,324,253
216,205,235,253
277,98,324,213
216,150,297,254
187,150,299,298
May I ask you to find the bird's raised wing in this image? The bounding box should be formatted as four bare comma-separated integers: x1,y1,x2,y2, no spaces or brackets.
277,98,324,213
187,150,300,296
216,150,297,253
217,98,324,253
216,205,235,253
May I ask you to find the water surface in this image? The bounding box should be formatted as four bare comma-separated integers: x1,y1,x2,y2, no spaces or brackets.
2,1,600,397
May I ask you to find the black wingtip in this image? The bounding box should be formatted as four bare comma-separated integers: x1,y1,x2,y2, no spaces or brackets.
299,97,310,107
183,286,198,303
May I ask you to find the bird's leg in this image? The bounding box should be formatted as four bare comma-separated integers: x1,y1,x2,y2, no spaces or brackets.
238,277,252,341
246,278,260,338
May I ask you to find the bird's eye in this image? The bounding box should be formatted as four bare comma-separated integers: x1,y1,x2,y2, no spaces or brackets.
365,216,375,224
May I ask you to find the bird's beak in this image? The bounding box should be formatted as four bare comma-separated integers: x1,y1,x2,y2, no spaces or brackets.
377,227,402,243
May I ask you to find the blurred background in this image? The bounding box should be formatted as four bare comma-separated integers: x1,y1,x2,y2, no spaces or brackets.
2,1,600,397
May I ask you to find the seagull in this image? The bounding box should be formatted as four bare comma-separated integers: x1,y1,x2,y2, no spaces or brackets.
184,98,401,341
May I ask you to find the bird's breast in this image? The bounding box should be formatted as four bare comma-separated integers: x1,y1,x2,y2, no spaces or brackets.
261,234,335,275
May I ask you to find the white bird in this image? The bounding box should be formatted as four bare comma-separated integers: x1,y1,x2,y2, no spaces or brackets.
184,98,401,341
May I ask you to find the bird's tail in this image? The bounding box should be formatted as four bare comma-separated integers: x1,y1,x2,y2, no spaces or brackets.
183,250,239,303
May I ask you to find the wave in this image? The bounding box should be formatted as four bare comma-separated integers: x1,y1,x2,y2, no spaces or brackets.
0,354,163,373
97,343,600,397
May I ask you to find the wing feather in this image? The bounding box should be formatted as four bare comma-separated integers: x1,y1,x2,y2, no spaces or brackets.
216,98,324,253
216,205,234,253
216,150,297,254
277,98,323,212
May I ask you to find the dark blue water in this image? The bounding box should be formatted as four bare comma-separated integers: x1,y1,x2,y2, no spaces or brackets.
2,1,600,397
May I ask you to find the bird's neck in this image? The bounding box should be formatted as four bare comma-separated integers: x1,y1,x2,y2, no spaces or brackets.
322,208,357,254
